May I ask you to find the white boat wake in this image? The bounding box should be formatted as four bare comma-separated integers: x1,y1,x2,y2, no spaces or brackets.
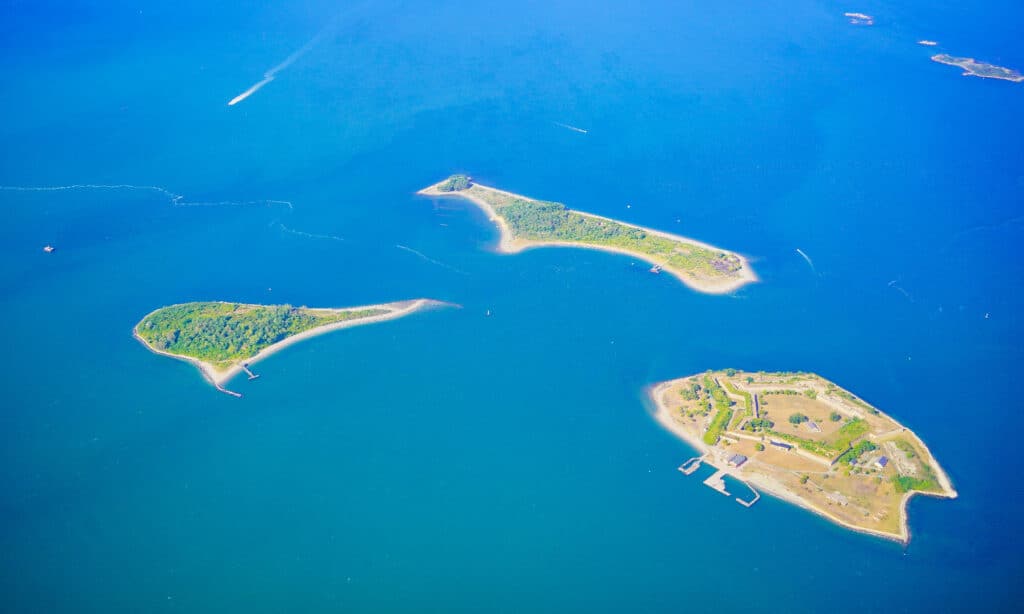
395,244,468,275
553,121,588,134
0,184,293,209
227,28,328,106
888,279,913,302
795,248,818,275
276,223,344,242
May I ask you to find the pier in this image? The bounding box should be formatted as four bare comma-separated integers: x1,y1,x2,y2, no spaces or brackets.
734,479,761,507
241,364,260,381
678,456,760,508
703,469,731,496
678,455,704,475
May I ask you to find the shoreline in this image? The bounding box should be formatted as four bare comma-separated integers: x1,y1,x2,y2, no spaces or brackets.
418,181,758,295
645,380,956,543
134,299,449,391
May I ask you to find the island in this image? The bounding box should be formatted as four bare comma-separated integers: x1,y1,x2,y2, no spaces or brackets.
844,12,874,26
649,370,956,542
931,54,1024,83
418,175,757,294
134,299,445,396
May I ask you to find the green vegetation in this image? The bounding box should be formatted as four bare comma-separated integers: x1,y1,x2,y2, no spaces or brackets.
679,381,702,401
894,439,918,459
755,443,765,452
702,376,734,445
804,389,817,400
836,440,878,465
764,429,832,457
437,174,470,192
830,418,869,450
723,379,753,429
892,474,939,494
136,302,387,368
788,413,809,425
743,418,774,432
829,411,842,422
467,186,744,280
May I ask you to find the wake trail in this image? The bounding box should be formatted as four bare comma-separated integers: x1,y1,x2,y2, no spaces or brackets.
227,25,330,106
941,214,1024,253
0,184,292,209
888,279,914,302
553,121,588,134
276,223,344,242
795,248,818,275
395,244,468,275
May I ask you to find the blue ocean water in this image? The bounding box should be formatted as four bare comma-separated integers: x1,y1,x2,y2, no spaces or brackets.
1,0,1022,611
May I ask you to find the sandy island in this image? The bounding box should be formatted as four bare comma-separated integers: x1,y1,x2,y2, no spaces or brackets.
648,372,957,543
418,180,758,295
134,299,448,395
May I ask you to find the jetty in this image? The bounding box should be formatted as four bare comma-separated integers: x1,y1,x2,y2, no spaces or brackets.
677,454,760,508
678,455,704,475
703,469,730,496
241,364,260,381
214,384,242,398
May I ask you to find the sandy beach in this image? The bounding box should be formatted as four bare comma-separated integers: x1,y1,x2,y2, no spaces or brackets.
419,181,758,295
646,380,956,543
134,298,448,393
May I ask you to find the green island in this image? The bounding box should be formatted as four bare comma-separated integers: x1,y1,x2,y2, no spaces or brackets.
931,54,1024,83
419,175,757,294
134,299,442,395
651,370,957,542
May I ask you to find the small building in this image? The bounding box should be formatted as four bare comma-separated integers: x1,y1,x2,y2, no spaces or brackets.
876,456,889,469
769,440,792,451
727,454,748,468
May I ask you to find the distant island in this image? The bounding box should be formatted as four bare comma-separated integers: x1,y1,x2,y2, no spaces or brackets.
134,299,444,396
844,12,874,26
931,54,1024,83
419,175,757,294
650,370,956,542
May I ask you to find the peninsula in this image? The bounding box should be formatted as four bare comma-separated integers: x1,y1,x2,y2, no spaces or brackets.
418,175,757,294
650,370,956,542
134,299,445,395
931,54,1024,83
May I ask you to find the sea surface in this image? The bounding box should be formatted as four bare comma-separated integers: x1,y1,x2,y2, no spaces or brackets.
1,0,1022,611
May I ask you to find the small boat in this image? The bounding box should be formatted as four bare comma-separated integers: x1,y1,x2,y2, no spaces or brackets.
649,264,662,274
485,309,492,317
43,245,55,253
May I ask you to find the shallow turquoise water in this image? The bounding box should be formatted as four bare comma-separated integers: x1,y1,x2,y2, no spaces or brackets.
1,1,1022,611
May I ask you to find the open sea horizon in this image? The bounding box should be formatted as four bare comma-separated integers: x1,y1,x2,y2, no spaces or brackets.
1,0,1022,611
